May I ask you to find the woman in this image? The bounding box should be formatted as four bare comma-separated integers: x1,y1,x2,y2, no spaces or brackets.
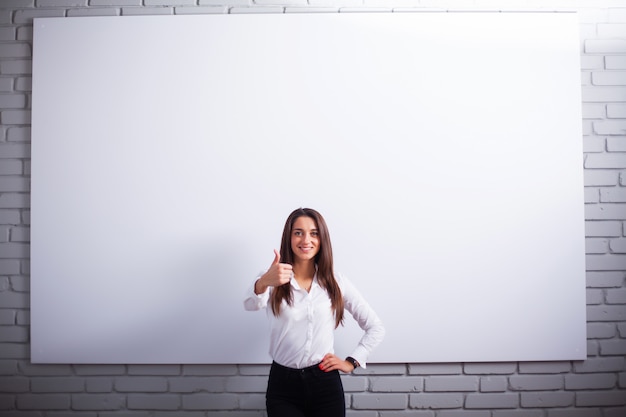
244,207,385,417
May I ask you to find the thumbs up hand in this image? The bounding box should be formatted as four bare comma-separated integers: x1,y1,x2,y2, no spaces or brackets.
266,249,293,286
254,249,293,295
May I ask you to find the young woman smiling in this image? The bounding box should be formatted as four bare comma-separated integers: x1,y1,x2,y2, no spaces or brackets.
244,208,385,417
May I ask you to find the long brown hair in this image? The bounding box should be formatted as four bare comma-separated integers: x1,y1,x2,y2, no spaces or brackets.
270,208,344,328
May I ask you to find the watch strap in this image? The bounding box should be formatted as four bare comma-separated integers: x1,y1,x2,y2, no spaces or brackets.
346,356,359,370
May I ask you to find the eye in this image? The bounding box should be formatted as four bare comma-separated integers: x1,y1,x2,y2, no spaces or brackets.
311,231,319,237
294,230,302,236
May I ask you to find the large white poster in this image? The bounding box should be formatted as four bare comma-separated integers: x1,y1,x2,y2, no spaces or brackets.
31,12,585,363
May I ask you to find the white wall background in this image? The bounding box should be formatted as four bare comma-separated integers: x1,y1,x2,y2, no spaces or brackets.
0,0,625,415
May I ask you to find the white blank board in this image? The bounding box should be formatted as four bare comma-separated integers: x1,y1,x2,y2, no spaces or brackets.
31,12,586,364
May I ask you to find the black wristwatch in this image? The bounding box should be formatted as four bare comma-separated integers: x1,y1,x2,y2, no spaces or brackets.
346,356,359,371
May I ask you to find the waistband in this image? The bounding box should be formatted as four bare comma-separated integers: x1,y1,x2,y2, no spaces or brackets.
271,361,321,373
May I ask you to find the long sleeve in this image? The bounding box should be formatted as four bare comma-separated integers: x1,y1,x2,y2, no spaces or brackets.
243,273,270,311
340,274,385,369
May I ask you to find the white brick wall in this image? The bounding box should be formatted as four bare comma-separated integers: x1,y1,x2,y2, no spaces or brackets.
0,0,625,415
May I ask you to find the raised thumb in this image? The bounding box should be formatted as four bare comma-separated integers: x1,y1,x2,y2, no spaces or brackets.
272,249,281,265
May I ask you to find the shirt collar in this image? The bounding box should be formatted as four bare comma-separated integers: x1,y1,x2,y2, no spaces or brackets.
290,268,319,291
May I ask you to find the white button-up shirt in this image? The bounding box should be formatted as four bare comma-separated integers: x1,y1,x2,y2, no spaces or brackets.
244,272,385,369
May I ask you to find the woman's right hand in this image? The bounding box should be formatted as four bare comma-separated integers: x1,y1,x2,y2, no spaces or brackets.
254,249,292,294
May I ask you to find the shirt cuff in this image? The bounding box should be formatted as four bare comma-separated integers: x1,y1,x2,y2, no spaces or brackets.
243,281,268,311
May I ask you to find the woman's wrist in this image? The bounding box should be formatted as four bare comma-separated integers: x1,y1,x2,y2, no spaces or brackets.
254,278,267,295
345,356,359,371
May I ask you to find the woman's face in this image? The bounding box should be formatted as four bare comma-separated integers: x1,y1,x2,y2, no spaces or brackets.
290,216,320,263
